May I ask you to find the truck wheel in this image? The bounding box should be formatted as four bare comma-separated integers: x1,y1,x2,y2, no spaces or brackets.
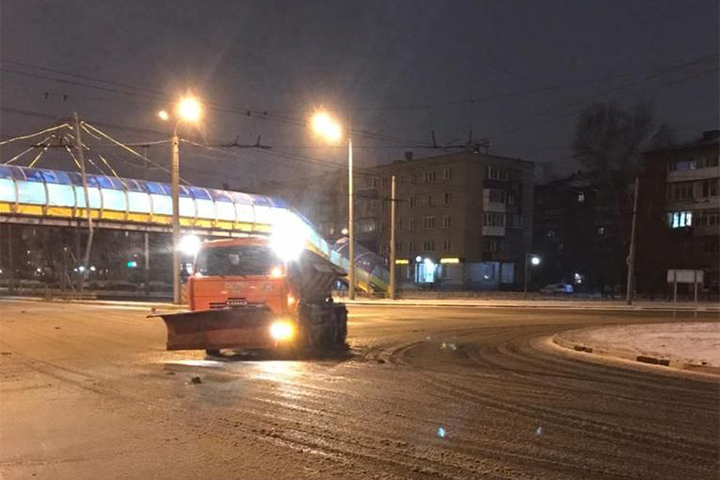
205,349,221,357
335,309,347,346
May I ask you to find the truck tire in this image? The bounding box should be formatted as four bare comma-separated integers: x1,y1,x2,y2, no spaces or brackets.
334,306,347,346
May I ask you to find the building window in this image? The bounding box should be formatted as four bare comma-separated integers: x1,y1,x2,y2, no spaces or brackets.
506,214,522,229
409,218,416,231
411,174,418,185
483,238,500,254
577,192,585,202
422,194,432,207
424,171,437,184
381,222,387,232
698,209,720,226
489,189,506,203
483,212,505,227
487,166,509,180
668,211,693,229
423,216,436,229
442,215,451,229
442,239,451,252
667,182,694,201
669,159,696,172
701,179,719,197
396,220,403,231
697,155,719,169
381,177,389,187
423,240,435,252
597,226,605,235
444,192,452,205
443,168,452,180
408,241,416,253
409,196,416,208
396,242,403,253
507,193,516,206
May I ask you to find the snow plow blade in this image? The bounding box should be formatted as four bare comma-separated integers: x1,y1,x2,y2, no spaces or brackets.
152,306,278,351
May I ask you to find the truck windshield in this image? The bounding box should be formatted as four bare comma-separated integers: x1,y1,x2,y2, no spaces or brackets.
195,245,279,276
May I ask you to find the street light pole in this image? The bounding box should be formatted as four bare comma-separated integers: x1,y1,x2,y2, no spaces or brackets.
625,175,639,305
171,126,181,305
348,135,355,300
523,254,529,300
389,175,397,299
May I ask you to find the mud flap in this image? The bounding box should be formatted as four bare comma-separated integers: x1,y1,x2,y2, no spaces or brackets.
151,306,276,351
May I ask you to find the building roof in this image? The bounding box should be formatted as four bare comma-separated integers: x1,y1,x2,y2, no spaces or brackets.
645,130,719,155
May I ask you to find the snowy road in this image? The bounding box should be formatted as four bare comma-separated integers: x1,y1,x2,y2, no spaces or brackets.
1,300,718,480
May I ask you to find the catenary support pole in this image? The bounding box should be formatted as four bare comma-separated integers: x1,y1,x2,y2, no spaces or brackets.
74,112,94,292
626,175,640,305
348,135,355,300
389,175,397,300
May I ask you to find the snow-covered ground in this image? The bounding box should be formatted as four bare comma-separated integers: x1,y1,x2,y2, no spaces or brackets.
560,322,720,368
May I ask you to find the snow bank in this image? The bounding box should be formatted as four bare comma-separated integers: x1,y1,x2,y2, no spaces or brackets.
561,322,720,367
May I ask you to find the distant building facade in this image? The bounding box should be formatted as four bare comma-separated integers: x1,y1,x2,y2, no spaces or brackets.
637,130,720,295
261,151,535,290
533,172,620,292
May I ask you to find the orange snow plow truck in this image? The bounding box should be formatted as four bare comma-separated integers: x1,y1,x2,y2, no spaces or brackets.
154,237,347,355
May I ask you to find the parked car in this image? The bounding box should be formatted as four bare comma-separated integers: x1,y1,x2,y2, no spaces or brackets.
540,283,574,295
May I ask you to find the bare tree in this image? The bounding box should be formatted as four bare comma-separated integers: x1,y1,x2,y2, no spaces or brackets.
571,101,675,290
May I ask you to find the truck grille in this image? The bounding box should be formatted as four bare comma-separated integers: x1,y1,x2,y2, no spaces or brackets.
209,298,248,309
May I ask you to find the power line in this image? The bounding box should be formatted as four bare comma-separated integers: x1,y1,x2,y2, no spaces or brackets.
485,64,719,141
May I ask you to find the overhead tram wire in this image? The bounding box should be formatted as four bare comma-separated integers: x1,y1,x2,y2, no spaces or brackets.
3,135,55,165
0,123,70,146
485,65,720,142
1,52,716,151
0,60,437,148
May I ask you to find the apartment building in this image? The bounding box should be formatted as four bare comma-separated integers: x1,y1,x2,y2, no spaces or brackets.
356,151,534,290
637,130,720,294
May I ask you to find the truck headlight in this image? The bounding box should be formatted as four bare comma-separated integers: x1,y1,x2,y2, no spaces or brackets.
269,320,295,341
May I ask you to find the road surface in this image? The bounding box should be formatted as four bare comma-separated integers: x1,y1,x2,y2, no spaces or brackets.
1,300,718,480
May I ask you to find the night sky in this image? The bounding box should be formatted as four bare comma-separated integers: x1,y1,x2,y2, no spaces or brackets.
1,0,718,190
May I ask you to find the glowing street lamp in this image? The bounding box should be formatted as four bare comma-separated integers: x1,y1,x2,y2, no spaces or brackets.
310,110,356,299
159,95,203,304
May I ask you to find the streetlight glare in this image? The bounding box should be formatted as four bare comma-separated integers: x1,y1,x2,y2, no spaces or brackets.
311,111,342,143
531,256,541,266
177,97,201,122
179,234,202,256
158,110,170,121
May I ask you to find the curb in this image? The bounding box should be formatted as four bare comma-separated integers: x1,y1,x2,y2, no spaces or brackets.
339,299,720,313
0,296,186,312
551,331,718,376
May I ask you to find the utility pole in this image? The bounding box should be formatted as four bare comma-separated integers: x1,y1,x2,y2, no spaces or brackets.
171,128,181,304
523,254,529,300
389,175,397,299
625,175,640,305
7,225,14,295
74,112,94,292
348,135,355,300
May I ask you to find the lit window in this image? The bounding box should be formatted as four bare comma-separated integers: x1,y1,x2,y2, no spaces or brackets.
668,211,693,229
577,192,585,202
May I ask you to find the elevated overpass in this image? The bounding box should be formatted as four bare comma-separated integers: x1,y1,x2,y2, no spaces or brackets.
0,165,389,293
